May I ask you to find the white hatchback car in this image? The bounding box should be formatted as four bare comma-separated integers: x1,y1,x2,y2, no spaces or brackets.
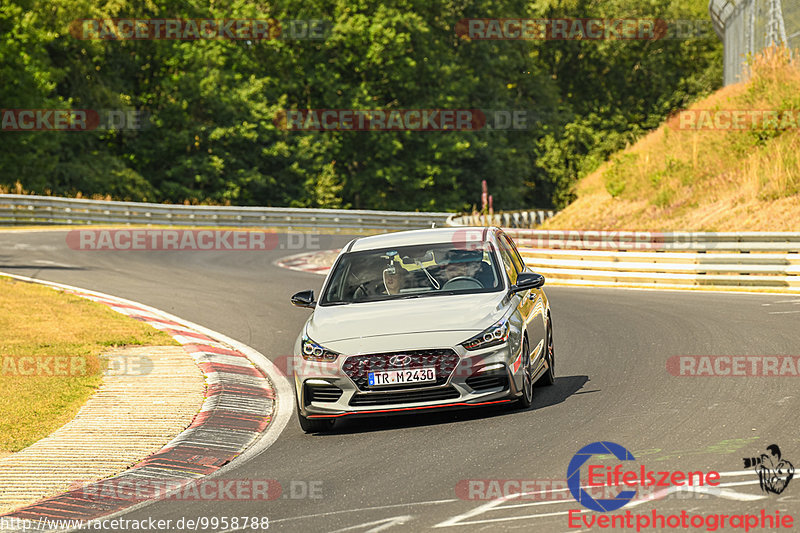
290,227,554,432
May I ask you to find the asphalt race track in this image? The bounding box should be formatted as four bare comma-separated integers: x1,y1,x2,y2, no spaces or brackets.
2,230,798,532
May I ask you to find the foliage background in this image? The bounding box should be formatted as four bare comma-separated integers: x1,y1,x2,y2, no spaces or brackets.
0,0,721,211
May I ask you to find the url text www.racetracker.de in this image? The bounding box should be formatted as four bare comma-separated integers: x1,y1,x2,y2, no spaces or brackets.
566,442,794,532
0,515,270,531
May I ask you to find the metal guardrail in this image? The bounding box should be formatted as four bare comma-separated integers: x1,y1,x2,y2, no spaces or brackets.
2,196,798,291
277,228,800,292
446,210,556,228
0,195,452,232
503,229,800,251
508,229,800,291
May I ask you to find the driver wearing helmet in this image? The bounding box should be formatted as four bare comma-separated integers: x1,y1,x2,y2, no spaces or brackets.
438,249,485,285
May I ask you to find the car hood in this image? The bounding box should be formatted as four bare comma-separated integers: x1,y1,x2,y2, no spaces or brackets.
307,292,509,350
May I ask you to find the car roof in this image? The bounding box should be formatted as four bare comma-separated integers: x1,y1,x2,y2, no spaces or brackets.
347,227,497,252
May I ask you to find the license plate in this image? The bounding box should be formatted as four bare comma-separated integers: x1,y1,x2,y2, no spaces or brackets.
368,367,436,387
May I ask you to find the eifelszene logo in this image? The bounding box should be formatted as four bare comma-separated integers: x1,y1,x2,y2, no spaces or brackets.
567,441,638,512
567,441,720,512
743,444,794,495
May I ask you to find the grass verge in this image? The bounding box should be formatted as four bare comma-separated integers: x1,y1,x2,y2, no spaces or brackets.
545,46,800,231
0,277,176,452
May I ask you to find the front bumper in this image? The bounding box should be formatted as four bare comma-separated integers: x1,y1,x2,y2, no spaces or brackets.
294,342,523,418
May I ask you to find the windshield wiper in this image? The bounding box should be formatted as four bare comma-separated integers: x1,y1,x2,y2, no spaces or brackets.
397,290,462,300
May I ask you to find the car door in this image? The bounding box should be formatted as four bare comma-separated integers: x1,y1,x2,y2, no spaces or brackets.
495,233,532,355
498,232,547,370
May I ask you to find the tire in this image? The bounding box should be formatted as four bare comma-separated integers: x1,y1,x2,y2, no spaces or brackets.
515,336,533,409
297,412,335,433
536,319,555,387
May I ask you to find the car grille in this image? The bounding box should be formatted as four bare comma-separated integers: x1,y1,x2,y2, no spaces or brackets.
349,386,460,406
466,371,509,391
304,383,344,404
342,349,460,391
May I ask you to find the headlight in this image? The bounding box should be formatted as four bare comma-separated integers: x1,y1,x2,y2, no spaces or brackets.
301,336,339,362
461,319,510,351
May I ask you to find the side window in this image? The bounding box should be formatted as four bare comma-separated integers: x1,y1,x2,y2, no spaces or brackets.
323,259,348,302
496,241,518,284
500,234,526,273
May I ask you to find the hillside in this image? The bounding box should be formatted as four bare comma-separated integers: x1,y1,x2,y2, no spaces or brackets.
544,47,800,231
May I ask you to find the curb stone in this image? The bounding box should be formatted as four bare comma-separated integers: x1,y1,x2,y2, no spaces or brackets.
0,274,284,532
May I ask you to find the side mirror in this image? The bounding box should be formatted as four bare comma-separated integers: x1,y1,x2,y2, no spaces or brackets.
510,272,545,293
291,290,316,309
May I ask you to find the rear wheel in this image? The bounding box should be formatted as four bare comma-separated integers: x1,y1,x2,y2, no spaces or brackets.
537,319,555,387
515,336,534,409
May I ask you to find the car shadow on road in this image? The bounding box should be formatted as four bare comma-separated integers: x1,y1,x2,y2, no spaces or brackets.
532,374,595,409
316,374,593,436
0,265,87,270
0,254,87,272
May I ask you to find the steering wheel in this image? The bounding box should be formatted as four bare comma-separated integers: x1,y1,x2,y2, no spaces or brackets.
442,276,483,290
349,271,376,299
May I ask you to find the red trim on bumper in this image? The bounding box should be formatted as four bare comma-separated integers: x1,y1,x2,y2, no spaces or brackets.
512,352,522,373
307,399,514,418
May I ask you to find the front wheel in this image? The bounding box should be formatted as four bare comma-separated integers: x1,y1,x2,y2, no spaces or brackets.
515,336,533,409
537,319,555,387
298,412,335,433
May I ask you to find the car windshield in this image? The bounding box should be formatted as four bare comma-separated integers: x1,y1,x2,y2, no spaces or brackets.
320,242,502,305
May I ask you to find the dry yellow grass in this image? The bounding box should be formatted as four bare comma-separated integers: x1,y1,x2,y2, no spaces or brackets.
0,277,176,451
545,46,800,231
